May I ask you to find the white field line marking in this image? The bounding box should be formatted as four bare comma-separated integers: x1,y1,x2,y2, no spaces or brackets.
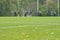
0,25,46,29
0,23,60,29
0,22,60,25
0,22,60,31
0,26,28,32
0,25,47,29
0,25,60,31
0,26,28,29
0,21,60,23
45,29,60,31
0,27,60,32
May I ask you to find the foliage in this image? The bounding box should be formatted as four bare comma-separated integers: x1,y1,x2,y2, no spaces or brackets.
0,0,59,16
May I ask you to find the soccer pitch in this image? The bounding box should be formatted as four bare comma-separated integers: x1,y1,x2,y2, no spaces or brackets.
0,17,60,40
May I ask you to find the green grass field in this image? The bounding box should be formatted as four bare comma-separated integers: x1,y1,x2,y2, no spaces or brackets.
0,17,60,40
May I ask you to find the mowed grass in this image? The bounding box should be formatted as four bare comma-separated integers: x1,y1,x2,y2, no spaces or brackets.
0,17,60,40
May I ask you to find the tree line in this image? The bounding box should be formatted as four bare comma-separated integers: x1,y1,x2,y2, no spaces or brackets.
0,0,60,16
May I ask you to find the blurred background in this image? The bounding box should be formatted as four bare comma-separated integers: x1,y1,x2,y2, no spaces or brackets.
0,0,60,16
